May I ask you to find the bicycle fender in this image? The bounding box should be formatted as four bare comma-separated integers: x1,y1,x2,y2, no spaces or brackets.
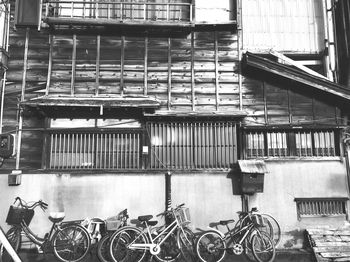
207,227,225,238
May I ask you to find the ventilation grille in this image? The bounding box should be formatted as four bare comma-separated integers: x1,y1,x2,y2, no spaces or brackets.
295,198,348,220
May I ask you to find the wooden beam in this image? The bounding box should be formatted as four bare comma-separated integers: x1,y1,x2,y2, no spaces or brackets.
167,37,171,110
70,34,77,96
214,31,219,111
269,50,329,80
45,34,53,95
144,36,148,95
95,35,100,96
191,32,195,111
121,36,125,95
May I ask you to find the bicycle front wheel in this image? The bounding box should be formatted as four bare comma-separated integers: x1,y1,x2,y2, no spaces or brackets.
196,231,226,262
177,227,196,262
1,226,22,262
52,224,91,262
251,231,275,262
109,226,147,262
97,234,111,262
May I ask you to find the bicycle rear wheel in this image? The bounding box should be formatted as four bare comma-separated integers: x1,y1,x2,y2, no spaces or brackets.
97,234,111,262
52,224,91,262
177,227,196,262
154,232,180,262
195,231,226,262
1,226,22,262
261,214,281,247
251,231,275,262
109,226,147,262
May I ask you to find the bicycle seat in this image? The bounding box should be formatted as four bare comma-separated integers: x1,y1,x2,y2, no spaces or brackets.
49,212,65,223
219,219,235,225
138,215,153,222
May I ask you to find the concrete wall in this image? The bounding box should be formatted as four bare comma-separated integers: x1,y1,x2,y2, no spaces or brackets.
0,160,348,249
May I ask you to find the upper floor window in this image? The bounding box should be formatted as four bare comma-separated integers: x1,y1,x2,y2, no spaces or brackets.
44,0,193,22
244,128,340,159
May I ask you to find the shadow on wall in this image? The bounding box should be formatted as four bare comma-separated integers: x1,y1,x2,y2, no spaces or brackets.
227,164,242,196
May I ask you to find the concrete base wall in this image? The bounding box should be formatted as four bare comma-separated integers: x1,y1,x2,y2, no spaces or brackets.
0,159,348,249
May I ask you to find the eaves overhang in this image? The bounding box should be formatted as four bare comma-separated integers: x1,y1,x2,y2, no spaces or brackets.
243,52,350,102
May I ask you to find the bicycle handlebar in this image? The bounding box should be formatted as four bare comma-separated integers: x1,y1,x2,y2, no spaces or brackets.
14,197,48,212
156,203,185,217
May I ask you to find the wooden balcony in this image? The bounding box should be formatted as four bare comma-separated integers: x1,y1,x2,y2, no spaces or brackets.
42,0,194,31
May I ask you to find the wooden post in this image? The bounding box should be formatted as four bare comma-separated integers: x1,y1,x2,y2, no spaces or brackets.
237,0,243,111
15,27,30,171
45,34,53,95
144,36,148,95
191,32,195,111
167,37,171,110
165,171,172,224
70,34,77,96
214,31,219,111
95,35,101,96
121,36,125,95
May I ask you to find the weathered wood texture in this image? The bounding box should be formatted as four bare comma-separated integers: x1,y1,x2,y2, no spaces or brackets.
242,71,342,126
306,225,350,262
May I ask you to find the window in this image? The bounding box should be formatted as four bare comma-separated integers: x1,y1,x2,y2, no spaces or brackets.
45,0,192,22
46,119,142,170
295,198,348,220
244,128,340,158
148,121,237,169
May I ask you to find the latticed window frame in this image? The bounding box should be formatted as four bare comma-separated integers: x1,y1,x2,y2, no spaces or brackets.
147,121,238,170
45,128,143,170
243,128,341,159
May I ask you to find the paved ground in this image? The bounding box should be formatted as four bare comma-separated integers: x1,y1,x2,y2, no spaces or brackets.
16,248,313,262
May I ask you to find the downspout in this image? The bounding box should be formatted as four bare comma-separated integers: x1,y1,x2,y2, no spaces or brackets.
344,138,350,220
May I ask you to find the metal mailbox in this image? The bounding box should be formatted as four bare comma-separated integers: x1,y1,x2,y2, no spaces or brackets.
238,160,267,194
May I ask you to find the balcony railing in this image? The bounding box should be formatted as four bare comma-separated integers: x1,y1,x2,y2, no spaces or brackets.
43,0,193,24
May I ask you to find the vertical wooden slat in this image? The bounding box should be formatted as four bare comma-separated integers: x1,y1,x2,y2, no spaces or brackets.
70,34,77,96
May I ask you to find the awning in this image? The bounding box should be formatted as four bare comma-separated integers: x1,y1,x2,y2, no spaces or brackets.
20,95,161,109
243,52,350,101
238,160,268,174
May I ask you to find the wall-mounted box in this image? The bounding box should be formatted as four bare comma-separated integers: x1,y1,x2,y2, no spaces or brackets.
15,0,41,27
0,134,15,158
238,160,267,195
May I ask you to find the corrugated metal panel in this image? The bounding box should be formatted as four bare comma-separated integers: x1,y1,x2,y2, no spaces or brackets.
242,0,325,53
238,160,268,173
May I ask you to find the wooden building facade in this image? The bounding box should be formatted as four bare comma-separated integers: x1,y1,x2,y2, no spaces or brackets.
0,0,350,249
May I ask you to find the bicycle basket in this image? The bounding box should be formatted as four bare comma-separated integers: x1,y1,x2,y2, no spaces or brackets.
175,207,191,225
6,206,34,226
251,214,266,227
106,216,122,231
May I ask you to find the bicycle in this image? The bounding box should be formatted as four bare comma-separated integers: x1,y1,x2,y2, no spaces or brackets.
109,203,196,262
1,197,91,262
195,209,275,262
96,209,129,262
235,208,281,247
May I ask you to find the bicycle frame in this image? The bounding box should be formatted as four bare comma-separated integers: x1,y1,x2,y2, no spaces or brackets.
19,220,63,248
128,211,187,255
